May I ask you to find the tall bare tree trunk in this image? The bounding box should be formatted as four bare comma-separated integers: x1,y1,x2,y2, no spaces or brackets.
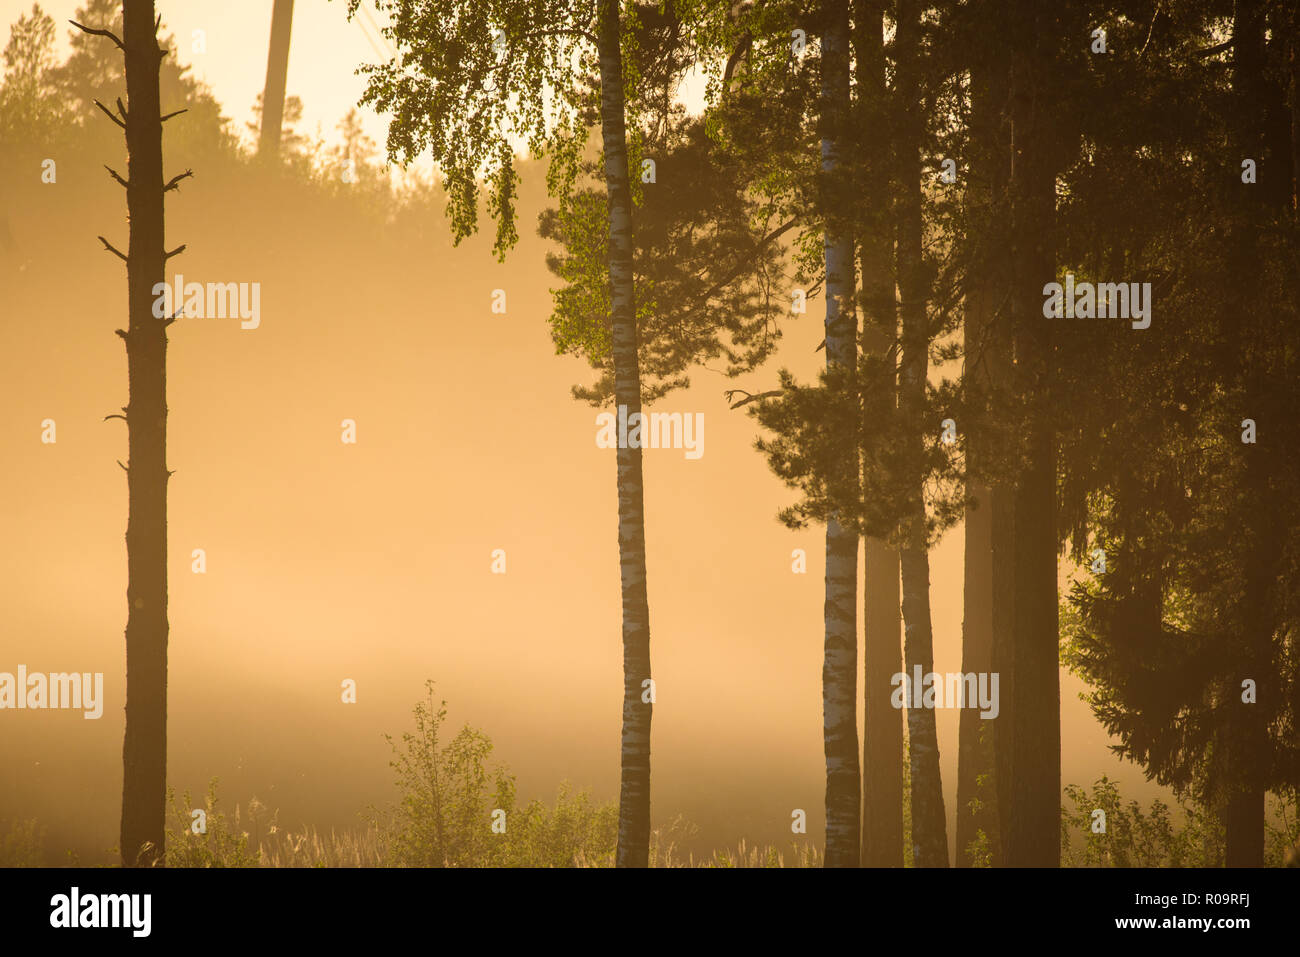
854,0,904,869
1224,0,1270,867
597,0,652,868
895,0,947,868
1292,2,1300,218
259,0,294,160
82,0,174,868
1003,0,1060,867
956,479,994,864
956,38,1009,868
984,27,1018,861
819,0,861,868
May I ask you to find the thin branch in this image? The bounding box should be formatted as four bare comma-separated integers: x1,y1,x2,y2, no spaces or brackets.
697,218,799,304
161,109,188,122
104,165,128,189
104,413,127,422
1194,38,1234,59
93,99,126,130
520,27,598,45
116,460,129,472
164,170,194,193
725,388,781,409
97,236,128,261
69,19,123,50
1139,0,1163,59
165,244,187,259
115,97,127,121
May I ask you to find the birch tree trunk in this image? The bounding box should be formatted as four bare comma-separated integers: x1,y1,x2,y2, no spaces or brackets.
818,0,861,868
597,0,653,869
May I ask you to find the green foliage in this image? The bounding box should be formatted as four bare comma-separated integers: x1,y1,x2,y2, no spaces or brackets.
0,2,420,216
1265,788,1300,867
380,681,617,867
539,115,788,404
341,0,600,259
162,779,263,868
1052,0,1300,833
695,0,969,547
0,2,62,142
346,1,786,402
381,682,516,866
1060,777,1227,868
964,769,994,868
965,826,992,869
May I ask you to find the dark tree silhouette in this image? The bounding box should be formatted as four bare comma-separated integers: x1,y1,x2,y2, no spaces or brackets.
894,0,947,868
258,0,294,160
852,0,904,870
73,0,187,868
955,0,1011,867
999,0,1069,868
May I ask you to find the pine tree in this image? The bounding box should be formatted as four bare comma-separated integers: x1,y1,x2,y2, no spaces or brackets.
74,0,189,867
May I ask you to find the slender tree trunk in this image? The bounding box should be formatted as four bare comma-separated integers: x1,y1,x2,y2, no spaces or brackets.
259,0,294,160
861,542,902,865
1225,0,1270,866
956,43,1009,868
894,0,947,868
819,0,861,868
597,0,652,868
956,477,994,864
1003,0,1060,867
990,450,1016,863
118,0,170,868
853,0,904,869
987,65,1016,859
1291,3,1300,218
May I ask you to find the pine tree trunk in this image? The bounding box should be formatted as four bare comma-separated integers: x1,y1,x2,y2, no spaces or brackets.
1292,3,1300,217
895,0,948,868
118,0,170,868
1003,0,1060,867
956,44,1009,868
853,0,904,869
597,0,653,869
990,461,1016,862
1224,0,1269,867
259,0,294,160
956,479,994,865
820,0,861,868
